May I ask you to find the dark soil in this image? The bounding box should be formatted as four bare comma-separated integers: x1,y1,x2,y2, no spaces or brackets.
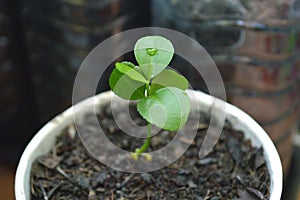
30,103,270,200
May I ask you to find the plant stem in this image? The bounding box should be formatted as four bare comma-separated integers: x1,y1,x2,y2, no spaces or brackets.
135,122,152,154
133,79,152,157
145,82,150,97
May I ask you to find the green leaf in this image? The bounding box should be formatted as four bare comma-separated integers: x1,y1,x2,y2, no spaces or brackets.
134,36,174,79
149,69,189,95
120,61,136,68
115,62,148,84
109,67,145,100
137,87,191,131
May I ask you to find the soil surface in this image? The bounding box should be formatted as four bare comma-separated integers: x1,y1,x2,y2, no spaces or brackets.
30,103,270,199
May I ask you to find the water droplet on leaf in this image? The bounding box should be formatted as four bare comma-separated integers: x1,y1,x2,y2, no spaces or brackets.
146,48,158,56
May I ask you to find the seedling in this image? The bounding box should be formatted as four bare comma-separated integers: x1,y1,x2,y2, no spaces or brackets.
109,36,191,160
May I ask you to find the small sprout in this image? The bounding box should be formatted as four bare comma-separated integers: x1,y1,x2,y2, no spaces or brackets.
109,36,191,160
131,152,139,161
142,153,153,161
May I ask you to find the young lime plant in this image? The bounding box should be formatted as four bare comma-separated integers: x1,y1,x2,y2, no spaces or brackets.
109,36,191,160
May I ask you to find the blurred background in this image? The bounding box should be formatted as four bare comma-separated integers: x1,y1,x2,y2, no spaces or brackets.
0,0,299,199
